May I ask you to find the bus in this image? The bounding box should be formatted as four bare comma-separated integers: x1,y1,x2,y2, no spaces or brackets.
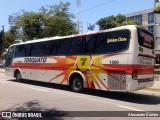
5,25,155,92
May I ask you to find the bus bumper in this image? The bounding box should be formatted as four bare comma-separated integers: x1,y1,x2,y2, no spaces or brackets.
127,76,154,91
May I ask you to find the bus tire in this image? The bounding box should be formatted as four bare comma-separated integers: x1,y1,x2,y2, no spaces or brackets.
70,74,83,92
15,71,22,82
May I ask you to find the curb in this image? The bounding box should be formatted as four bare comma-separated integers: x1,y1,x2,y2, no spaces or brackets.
0,69,5,73
139,89,160,95
139,90,160,95
142,88,160,92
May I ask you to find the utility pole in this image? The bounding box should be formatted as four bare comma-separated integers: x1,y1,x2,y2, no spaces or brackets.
0,25,4,54
77,0,80,33
77,0,83,33
1,26,4,52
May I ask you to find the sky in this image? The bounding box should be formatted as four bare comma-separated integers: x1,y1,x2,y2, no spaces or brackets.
0,0,154,33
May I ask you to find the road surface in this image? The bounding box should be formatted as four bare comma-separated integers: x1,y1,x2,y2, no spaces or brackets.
0,73,160,120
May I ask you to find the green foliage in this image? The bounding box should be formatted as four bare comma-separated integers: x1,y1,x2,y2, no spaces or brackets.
44,16,76,37
0,31,16,55
8,2,77,41
3,32,16,49
123,20,139,26
0,25,18,54
153,6,160,14
96,14,139,30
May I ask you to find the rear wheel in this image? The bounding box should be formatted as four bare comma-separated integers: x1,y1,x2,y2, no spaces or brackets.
70,74,83,92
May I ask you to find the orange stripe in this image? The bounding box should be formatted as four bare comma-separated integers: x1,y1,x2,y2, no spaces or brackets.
11,63,154,75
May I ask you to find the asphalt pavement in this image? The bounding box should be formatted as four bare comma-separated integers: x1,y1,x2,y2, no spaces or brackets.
1,75,160,120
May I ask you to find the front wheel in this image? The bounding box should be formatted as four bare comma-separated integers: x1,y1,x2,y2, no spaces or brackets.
16,71,22,81
70,75,83,92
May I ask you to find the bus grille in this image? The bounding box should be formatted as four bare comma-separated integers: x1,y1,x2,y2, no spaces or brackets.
108,73,126,90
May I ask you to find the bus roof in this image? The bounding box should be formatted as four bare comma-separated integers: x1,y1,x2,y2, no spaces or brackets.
10,25,138,47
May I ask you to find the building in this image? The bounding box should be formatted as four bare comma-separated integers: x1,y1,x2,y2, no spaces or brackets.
125,0,160,51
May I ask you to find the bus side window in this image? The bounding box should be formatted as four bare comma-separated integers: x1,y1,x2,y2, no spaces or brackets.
95,33,106,53
95,30,130,54
25,44,32,57
86,34,98,54
38,41,53,56
56,37,84,55
46,41,53,55
31,43,38,56
56,39,71,55
50,41,57,55
38,42,46,56
15,45,25,57
69,37,84,55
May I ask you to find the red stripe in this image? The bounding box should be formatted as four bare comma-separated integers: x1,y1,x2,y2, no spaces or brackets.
102,64,154,75
127,65,154,75
11,63,154,75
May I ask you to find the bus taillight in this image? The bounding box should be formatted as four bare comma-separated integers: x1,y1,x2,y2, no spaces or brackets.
132,70,138,80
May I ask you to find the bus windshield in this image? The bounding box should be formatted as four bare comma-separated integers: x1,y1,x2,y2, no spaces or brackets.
6,46,14,67
137,28,154,49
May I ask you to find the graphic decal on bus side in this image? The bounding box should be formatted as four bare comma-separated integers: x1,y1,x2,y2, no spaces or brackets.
48,54,129,91
24,57,47,63
11,53,153,91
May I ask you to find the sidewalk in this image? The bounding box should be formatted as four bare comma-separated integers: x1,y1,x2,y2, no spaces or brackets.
148,81,160,90
0,68,5,73
150,74,160,90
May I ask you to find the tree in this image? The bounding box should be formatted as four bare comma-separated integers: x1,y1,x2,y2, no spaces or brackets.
8,2,77,41
44,15,76,37
3,32,16,49
96,14,139,30
0,31,16,55
153,6,160,14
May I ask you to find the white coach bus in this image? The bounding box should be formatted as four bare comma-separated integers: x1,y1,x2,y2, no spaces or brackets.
5,25,155,92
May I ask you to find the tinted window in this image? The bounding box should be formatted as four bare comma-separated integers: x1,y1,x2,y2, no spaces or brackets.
37,41,52,56
137,28,154,49
25,44,32,56
13,29,130,57
15,45,25,57
71,37,85,54
50,41,57,55
47,41,57,56
86,34,98,53
31,43,38,56
56,37,84,55
56,39,71,55
87,30,130,54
